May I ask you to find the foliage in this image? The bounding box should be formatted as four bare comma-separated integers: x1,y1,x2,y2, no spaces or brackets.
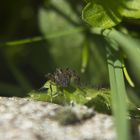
82,0,140,29
29,80,139,116
0,0,140,140
29,80,111,112
82,0,140,140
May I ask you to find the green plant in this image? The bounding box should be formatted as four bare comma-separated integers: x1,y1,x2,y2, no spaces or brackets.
0,0,140,139
82,0,140,140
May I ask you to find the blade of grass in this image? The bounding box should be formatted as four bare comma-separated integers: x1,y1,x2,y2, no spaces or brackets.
114,59,129,140
81,39,89,73
106,46,130,140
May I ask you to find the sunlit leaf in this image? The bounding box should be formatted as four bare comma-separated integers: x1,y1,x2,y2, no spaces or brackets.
121,0,140,18
82,0,122,29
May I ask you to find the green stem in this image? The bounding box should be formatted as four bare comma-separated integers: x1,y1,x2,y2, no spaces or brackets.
92,27,140,84
1,27,84,47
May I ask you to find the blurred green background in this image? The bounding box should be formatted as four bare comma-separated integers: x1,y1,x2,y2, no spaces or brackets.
0,0,108,96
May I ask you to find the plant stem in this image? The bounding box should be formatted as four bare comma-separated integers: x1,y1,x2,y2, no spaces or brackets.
0,27,84,47
92,27,140,84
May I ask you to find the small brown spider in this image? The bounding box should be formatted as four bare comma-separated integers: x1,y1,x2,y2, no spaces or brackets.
45,68,81,103
46,68,80,88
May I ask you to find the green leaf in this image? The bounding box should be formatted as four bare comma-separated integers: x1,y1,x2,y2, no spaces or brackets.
82,0,122,29
38,0,84,69
85,90,111,114
121,0,140,18
82,0,140,29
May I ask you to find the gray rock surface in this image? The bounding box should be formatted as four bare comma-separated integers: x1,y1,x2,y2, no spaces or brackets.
0,97,116,140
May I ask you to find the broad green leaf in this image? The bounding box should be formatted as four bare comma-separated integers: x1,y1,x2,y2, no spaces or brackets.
38,0,84,69
82,1,122,29
82,0,140,29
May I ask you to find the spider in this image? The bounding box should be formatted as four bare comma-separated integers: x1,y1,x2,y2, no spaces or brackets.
45,68,80,103
46,68,80,88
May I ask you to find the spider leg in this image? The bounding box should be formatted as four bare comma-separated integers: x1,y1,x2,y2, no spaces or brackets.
50,83,53,102
62,88,67,105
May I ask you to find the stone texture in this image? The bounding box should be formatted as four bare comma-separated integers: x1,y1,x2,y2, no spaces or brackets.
0,97,116,140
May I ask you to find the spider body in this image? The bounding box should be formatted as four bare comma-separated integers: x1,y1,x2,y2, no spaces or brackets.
46,68,80,88
45,68,81,103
